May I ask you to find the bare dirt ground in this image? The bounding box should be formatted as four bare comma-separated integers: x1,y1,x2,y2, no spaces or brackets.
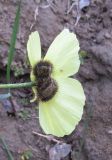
0,0,112,160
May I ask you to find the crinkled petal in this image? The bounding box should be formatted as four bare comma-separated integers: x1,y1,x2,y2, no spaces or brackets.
27,31,41,68
39,78,85,137
44,29,80,77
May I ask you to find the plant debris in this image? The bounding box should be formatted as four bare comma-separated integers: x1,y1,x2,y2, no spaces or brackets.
49,143,71,160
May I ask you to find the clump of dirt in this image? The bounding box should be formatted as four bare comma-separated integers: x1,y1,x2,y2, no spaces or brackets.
0,0,112,160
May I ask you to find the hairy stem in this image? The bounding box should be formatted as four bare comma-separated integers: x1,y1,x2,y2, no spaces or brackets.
0,82,36,89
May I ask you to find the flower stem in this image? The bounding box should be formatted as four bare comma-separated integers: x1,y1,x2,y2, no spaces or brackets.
0,82,36,89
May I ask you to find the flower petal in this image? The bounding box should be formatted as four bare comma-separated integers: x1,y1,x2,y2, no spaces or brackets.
27,31,41,68
39,78,85,137
30,70,38,102
44,29,80,77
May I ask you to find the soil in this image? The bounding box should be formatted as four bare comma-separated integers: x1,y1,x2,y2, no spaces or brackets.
0,0,112,160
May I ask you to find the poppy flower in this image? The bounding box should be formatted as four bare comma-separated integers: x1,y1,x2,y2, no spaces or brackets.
27,29,85,137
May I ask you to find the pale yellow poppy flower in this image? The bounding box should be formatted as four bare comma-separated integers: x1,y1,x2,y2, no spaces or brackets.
27,29,85,137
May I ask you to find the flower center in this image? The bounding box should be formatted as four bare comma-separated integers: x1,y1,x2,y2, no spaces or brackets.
34,60,58,102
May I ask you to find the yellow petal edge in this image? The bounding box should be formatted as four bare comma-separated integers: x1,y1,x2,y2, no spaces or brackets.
27,31,41,68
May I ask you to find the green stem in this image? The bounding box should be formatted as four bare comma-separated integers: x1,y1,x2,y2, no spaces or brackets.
0,82,36,89
0,136,14,160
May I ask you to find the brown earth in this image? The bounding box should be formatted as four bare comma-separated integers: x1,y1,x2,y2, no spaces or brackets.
0,0,112,160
